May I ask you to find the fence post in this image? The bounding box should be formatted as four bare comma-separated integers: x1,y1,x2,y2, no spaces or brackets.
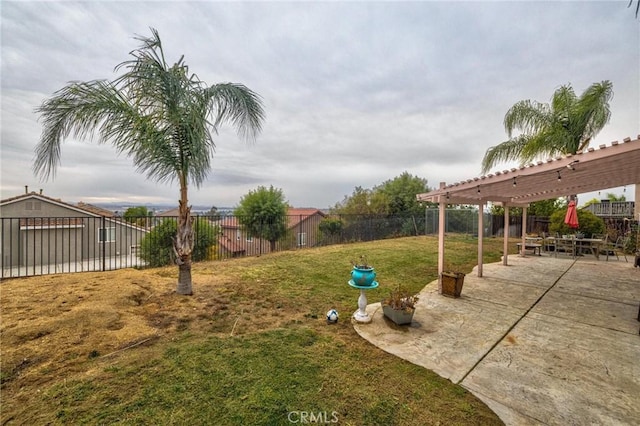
101,216,106,271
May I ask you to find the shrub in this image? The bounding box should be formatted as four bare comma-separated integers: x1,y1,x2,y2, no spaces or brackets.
140,218,219,267
318,218,343,244
549,208,605,237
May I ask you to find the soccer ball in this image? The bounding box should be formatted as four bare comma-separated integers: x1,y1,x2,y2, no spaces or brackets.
326,309,339,324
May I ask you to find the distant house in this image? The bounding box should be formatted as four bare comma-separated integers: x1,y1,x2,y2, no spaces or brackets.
0,191,148,277
156,207,180,217
215,208,327,258
212,216,251,257
285,208,327,248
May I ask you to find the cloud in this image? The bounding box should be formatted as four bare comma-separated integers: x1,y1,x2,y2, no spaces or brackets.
1,1,638,209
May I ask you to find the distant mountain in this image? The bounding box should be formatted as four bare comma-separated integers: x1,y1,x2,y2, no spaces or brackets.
94,203,234,215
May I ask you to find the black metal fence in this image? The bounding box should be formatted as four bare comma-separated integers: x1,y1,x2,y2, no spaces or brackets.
1,210,535,279
1,216,149,278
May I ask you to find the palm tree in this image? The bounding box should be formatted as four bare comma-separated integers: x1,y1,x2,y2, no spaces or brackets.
481,81,613,174
33,29,265,295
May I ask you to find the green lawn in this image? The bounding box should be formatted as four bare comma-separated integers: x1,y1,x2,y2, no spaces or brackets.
1,235,510,425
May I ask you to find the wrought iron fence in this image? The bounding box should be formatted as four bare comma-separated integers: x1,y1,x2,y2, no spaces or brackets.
1,216,149,278
1,210,532,278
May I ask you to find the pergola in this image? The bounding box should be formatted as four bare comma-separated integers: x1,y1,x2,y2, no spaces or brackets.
416,135,640,284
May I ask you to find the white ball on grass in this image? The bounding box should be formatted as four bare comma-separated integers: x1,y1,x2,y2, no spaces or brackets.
326,309,339,324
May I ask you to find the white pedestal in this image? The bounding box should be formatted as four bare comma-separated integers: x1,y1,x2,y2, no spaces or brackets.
348,280,378,324
353,289,372,323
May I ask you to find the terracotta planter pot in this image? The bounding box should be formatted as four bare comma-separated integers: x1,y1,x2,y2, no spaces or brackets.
441,271,465,298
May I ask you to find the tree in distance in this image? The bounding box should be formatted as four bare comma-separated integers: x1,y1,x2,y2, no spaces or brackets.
123,206,152,227
234,186,289,252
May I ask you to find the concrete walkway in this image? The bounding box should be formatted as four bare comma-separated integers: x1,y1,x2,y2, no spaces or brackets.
353,255,640,425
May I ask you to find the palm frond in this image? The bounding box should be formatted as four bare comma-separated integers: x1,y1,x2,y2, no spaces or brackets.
34,28,265,190
484,81,614,172
34,80,136,179
550,84,576,116
629,0,640,18
574,80,613,143
503,100,551,138
481,136,530,174
204,83,265,142
520,128,573,161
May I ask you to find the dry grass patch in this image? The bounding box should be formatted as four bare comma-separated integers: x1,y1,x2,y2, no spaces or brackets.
1,236,511,425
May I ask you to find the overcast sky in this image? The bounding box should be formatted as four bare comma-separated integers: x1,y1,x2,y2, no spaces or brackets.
1,1,638,209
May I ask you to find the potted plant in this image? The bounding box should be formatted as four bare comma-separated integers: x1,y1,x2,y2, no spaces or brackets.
350,255,376,287
440,271,465,298
381,285,419,325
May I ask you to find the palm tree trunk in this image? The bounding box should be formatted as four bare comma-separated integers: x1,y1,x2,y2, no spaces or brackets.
177,261,192,295
174,179,194,295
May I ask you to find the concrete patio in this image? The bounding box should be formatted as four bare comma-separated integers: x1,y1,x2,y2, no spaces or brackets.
353,254,640,425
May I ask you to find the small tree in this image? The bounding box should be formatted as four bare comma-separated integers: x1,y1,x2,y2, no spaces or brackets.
605,193,626,202
234,186,289,252
332,186,389,216
490,198,564,217
141,218,218,267
123,206,152,227
332,173,432,218
373,172,431,217
205,206,222,221
549,209,605,237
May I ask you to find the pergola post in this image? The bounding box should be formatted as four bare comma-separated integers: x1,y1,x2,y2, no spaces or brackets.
503,206,509,265
437,182,446,292
635,184,640,220
520,206,528,256
478,202,484,277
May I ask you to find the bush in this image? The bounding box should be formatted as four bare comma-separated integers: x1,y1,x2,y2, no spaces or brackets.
318,218,343,244
140,218,219,267
549,208,605,237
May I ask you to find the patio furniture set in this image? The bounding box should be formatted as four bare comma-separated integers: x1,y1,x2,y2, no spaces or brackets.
518,234,631,261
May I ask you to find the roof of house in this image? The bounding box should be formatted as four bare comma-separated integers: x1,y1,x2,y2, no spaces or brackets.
1,192,147,231
214,216,241,229
76,202,116,217
217,236,247,254
287,208,326,228
0,192,113,217
213,208,326,229
156,207,180,217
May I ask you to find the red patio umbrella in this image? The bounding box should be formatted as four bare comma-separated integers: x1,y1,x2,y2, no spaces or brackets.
564,200,579,229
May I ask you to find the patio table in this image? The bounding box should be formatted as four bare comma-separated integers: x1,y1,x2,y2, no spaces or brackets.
548,237,604,259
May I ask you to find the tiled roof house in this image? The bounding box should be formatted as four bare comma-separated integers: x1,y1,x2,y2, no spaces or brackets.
215,208,327,257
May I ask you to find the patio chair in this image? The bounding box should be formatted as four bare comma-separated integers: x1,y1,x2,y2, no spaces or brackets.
603,236,628,262
554,237,576,258
542,234,555,253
